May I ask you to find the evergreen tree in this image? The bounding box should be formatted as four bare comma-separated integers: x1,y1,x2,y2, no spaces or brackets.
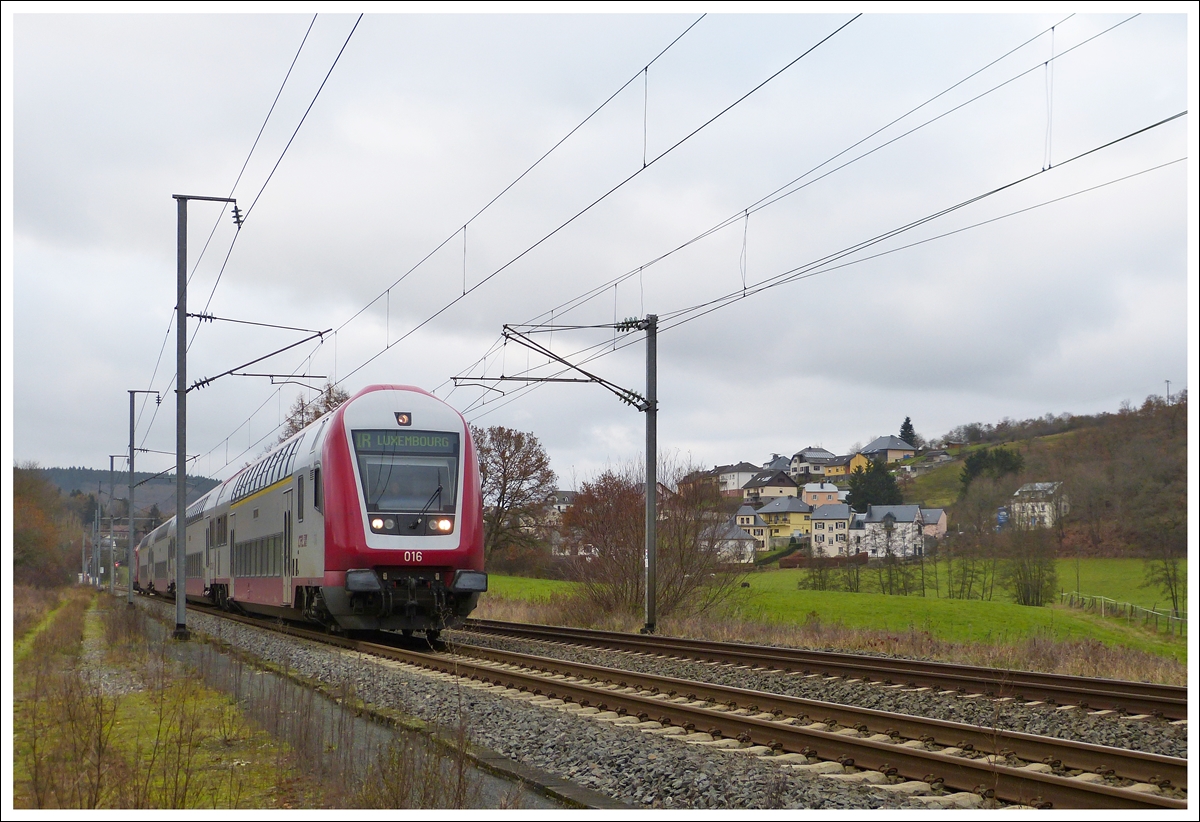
846,459,903,512
899,417,916,446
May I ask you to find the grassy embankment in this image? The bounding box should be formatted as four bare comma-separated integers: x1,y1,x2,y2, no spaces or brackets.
12,587,322,809
477,557,1187,681
13,588,489,809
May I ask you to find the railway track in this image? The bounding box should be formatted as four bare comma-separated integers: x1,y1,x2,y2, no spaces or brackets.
464,619,1188,721
155,598,1185,810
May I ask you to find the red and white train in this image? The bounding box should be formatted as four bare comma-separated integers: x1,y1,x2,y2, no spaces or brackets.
136,384,487,637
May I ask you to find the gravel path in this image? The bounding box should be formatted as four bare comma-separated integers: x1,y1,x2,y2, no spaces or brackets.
446,628,1188,760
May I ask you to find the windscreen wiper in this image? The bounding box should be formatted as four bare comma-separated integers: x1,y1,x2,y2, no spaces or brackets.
409,485,443,530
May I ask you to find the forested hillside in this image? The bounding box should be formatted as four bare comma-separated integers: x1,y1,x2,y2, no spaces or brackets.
39,466,219,517
896,393,1186,610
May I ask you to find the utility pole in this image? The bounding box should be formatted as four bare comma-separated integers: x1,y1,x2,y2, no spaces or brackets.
172,193,238,641
128,390,159,606
93,489,101,587
643,314,658,635
108,454,124,596
456,313,660,633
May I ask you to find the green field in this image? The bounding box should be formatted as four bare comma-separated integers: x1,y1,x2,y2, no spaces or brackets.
487,574,574,601
484,556,1187,663
730,568,1185,662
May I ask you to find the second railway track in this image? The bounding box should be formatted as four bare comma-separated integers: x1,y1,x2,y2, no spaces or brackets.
464,618,1188,721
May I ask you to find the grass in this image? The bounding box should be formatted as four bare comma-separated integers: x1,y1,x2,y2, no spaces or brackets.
487,574,574,602
731,569,1186,663
480,557,1188,674
1054,557,1187,609
904,459,962,508
12,590,322,809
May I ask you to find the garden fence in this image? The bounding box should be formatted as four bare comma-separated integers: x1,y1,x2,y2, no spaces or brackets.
1061,591,1187,637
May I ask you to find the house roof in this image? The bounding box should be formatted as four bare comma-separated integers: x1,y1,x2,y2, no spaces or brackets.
736,505,767,527
803,482,840,493
743,470,797,489
757,496,812,515
719,461,762,475
920,507,945,522
792,446,836,461
825,454,855,466
763,454,792,471
710,520,756,542
1014,482,1062,497
864,504,923,523
863,435,916,454
811,503,851,520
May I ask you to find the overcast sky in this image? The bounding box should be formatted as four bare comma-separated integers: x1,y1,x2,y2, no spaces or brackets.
4,7,1196,490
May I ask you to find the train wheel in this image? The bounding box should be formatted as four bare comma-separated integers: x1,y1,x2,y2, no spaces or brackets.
402,629,413,638
425,628,441,642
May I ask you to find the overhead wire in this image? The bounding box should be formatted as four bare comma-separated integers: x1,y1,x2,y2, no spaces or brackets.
442,13,1102,400
461,117,1187,422
136,14,359,455
193,15,712,477
333,14,861,390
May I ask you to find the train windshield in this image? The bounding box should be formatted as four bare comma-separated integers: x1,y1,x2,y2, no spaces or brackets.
352,429,459,513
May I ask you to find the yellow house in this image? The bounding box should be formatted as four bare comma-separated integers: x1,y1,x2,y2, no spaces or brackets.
756,496,813,544
824,452,869,478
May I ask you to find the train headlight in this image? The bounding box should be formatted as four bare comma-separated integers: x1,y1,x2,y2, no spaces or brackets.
434,518,453,532
370,517,385,531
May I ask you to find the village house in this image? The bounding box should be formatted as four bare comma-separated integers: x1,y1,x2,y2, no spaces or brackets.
709,520,758,564
1010,482,1068,528
850,504,925,557
861,435,917,464
802,482,840,508
810,503,852,558
789,446,836,479
756,495,813,546
735,504,770,551
823,452,869,479
742,470,798,503
920,507,947,539
718,462,763,497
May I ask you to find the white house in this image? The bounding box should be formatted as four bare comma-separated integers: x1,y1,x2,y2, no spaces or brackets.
854,504,925,557
1010,482,1068,529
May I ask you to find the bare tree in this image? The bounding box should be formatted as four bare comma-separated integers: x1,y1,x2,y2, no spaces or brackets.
471,425,556,564
1000,525,1057,607
564,456,744,619
279,381,350,443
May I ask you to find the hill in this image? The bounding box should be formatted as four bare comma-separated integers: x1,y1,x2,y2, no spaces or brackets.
902,393,1186,559
38,465,219,517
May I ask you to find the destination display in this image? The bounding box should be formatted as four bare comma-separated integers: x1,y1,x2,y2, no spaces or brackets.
353,429,458,455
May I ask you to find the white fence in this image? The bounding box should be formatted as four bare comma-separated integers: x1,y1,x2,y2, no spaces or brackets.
1060,591,1187,637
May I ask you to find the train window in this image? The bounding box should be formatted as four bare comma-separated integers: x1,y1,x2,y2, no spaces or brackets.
296,475,305,522
352,430,459,514
310,418,328,453
313,467,323,513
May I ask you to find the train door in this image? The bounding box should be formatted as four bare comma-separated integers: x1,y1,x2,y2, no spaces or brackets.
204,517,211,591
228,514,236,600
282,489,293,605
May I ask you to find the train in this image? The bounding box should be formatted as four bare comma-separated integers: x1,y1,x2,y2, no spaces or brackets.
135,384,487,638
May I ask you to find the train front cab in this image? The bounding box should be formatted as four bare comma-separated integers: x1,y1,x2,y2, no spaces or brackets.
314,385,487,633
